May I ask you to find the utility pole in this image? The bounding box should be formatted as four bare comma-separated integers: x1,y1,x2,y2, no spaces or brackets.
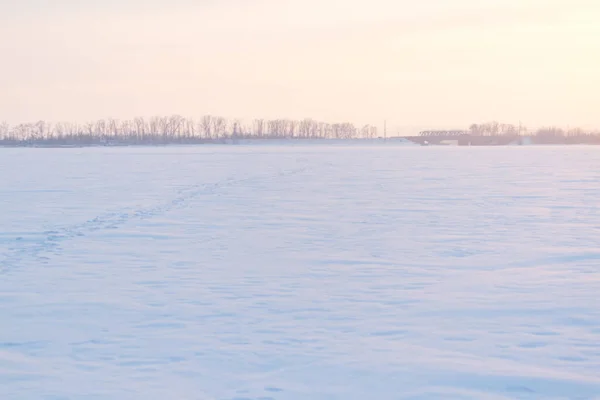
384,120,387,141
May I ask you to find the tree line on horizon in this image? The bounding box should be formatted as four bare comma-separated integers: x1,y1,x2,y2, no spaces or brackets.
0,115,379,145
466,121,600,144
468,121,600,138
0,116,598,146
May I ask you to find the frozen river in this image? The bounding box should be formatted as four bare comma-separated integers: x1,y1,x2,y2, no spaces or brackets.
1,144,600,399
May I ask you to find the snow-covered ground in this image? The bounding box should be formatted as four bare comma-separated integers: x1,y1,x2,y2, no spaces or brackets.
1,145,599,400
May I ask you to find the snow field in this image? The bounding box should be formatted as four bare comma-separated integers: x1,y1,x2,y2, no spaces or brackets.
1,145,600,399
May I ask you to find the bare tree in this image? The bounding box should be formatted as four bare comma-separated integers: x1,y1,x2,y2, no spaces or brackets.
215,117,228,138
134,117,146,139
84,122,95,138
201,115,213,139
149,117,160,136
288,120,299,138
185,118,196,139
253,119,265,137
0,122,9,140
299,119,313,138
231,119,243,138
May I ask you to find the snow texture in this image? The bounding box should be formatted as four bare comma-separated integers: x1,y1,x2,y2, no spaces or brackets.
1,144,600,400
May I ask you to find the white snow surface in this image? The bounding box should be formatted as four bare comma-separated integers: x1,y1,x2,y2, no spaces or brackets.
1,144,600,400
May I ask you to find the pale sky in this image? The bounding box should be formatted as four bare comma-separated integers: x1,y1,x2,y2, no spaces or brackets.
1,0,599,133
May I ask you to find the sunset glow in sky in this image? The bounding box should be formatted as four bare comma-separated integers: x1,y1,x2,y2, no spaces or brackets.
1,0,598,132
